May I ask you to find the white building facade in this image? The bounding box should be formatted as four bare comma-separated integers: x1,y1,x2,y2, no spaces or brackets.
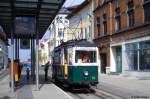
48,9,69,62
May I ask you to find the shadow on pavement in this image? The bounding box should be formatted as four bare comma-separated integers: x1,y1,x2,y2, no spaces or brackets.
14,67,52,91
0,96,10,99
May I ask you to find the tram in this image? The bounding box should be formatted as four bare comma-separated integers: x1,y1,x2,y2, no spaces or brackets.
52,39,99,87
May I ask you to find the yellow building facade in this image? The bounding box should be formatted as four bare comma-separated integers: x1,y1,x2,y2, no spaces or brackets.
67,0,93,41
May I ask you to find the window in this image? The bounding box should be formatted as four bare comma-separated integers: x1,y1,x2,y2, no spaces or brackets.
103,14,107,35
89,25,91,38
125,43,138,71
56,16,62,23
115,8,121,31
114,0,119,8
102,0,109,4
65,20,68,23
68,48,73,65
144,0,150,2
144,0,150,22
75,50,96,63
81,28,83,39
53,50,61,64
139,41,150,71
96,17,100,36
58,28,64,38
96,0,100,8
85,28,87,39
83,28,85,39
127,1,134,27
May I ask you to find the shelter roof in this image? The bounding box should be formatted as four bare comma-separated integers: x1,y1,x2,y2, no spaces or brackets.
0,0,65,39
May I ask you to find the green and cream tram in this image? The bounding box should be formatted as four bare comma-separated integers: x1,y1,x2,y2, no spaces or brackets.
52,39,99,86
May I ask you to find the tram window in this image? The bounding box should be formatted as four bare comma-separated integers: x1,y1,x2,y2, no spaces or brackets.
75,50,96,63
53,50,61,64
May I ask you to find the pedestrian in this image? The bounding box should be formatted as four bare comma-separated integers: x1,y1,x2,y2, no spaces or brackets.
44,61,50,81
26,62,31,80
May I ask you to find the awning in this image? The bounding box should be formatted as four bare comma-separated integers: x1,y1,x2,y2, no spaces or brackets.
0,0,65,39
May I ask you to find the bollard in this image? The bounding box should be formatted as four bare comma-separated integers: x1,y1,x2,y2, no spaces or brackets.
26,68,30,80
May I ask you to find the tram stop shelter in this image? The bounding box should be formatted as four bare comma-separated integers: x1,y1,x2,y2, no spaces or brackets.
0,0,65,93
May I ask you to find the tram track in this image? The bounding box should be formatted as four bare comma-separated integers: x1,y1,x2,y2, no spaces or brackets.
67,88,120,99
54,82,123,99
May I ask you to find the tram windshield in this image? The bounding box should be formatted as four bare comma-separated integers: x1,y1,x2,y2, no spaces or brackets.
75,50,97,63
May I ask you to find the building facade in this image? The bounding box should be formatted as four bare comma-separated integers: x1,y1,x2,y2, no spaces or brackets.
39,39,49,65
93,0,150,77
48,8,69,62
67,0,94,41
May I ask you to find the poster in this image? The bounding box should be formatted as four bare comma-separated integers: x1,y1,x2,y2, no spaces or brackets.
15,17,35,34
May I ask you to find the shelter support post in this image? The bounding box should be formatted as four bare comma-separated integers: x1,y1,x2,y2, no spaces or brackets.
36,16,39,90
36,36,39,90
10,21,14,94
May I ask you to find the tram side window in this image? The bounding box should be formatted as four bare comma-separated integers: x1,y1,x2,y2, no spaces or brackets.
64,48,68,64
75,50,96,63
53,51,61,64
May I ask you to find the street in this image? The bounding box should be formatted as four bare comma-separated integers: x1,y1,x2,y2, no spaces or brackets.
49,68,150,99
63,86,123,99
0,66,150,99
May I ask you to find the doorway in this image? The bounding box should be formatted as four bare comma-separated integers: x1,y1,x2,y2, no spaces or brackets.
101,53,107,74
116,46,122,73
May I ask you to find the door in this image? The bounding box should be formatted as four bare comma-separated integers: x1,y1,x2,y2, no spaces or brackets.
116,47,122,73
101,53,107,74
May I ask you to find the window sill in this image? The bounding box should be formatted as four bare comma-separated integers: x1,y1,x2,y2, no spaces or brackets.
112,22,150,35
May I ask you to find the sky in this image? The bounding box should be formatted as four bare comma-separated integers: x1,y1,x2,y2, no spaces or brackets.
41,0,85,42
63,0,85,7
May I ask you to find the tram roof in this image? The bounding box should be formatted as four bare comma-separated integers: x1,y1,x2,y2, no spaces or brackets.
0,0,65,39
55,39,97,50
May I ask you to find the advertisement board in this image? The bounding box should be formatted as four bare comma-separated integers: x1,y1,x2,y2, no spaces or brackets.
15,17,35,34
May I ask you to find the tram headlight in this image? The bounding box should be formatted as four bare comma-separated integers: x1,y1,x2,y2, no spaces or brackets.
84,70,89,76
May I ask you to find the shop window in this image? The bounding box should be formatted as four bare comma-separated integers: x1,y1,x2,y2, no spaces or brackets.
139,41,150,71
144,0,150,22
125,40,150,71
125,43,138,71
127,1,134,27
